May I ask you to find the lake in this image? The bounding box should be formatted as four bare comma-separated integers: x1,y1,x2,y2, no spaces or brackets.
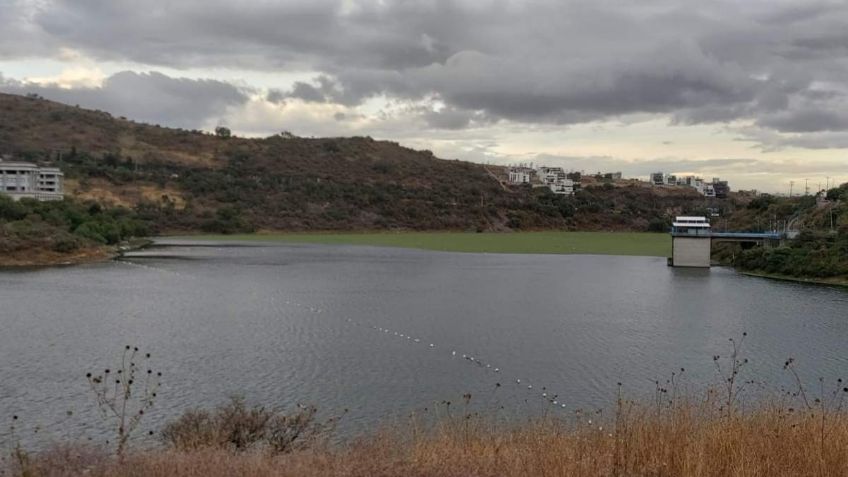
2,239,847,446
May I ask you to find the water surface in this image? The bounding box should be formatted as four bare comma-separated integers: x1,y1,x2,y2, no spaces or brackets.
1,239,847,445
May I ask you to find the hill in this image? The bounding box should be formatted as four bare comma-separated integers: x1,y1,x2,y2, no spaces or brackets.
0,92,718,236
714,185,848,282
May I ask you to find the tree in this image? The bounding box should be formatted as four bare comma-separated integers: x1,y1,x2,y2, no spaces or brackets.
215,126,232,139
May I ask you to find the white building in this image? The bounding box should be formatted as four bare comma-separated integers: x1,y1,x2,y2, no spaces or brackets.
508,168,533,184
535,167,575,195
548,178,575,195
671,216,712,267
0,160,64,201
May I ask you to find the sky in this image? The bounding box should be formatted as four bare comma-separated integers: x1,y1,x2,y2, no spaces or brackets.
1,0,847,192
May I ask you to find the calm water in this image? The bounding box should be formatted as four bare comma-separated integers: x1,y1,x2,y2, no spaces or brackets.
1,239,848,446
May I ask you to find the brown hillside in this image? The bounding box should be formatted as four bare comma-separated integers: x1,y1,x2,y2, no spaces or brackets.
0,92,720,233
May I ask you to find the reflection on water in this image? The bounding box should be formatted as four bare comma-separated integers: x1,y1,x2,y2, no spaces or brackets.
1,239,847,446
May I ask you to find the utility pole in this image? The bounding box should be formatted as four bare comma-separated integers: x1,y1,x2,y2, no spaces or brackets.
789,181,794,197
804,178,809,196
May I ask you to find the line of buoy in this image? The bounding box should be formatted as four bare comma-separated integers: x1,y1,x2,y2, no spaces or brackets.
343,316,569,412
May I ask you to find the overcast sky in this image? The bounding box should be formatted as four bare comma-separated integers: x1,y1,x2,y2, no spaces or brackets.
1,0,847,192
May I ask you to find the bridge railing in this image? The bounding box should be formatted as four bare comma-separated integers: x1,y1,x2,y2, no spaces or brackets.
707,232,784,240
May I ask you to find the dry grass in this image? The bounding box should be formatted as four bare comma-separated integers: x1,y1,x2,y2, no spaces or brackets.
10,394,848,477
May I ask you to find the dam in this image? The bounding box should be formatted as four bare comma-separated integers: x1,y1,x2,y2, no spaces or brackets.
670,216,783,268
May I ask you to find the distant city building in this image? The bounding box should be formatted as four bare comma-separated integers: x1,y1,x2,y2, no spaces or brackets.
651,172,665,186
0,159,64,201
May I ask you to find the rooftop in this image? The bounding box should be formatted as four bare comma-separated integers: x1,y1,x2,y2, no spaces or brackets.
0,160,39,168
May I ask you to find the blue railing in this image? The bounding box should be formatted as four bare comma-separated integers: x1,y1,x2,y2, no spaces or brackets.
709,232,783,240
671,229,783,239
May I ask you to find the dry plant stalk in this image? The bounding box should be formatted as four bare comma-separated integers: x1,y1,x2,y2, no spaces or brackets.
86,346,161,458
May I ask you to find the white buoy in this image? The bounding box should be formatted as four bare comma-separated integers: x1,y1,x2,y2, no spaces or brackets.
494,368,500,373
516,379,521,384
542,393,547,397
429,344,435,348
527,385,533,389
452,351,456,356
553,400,558,405
561,404,566,408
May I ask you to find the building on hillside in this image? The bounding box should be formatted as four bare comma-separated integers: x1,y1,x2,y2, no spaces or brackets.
537,166,576,195
548,178,575,195
712,179,730,198
508,167,534,185
537,166,566,180
651,171,731,198
0,159,64,201
677,175,696,187
597,171,623,181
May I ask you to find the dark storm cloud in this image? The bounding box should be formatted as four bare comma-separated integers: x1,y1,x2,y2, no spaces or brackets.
759,109,848,133
0,71,249,128
5,0,848,147
421,106,481,130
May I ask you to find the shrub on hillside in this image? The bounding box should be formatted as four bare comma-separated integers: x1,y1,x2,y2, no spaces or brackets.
0,196,151,258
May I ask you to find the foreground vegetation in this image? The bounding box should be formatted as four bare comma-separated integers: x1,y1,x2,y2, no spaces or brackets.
9,388,848,476
6,339,848,476
192,231,672,256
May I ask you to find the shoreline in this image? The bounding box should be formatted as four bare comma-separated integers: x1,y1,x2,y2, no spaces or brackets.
0,238,153,269
740,270,848,288
167,230,673,257
5,233,846,289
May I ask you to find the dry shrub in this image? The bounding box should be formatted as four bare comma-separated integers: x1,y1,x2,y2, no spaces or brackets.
161,396,322,453
2,443,108,477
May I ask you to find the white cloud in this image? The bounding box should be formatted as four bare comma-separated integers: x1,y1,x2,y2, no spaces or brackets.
26,65,106,89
